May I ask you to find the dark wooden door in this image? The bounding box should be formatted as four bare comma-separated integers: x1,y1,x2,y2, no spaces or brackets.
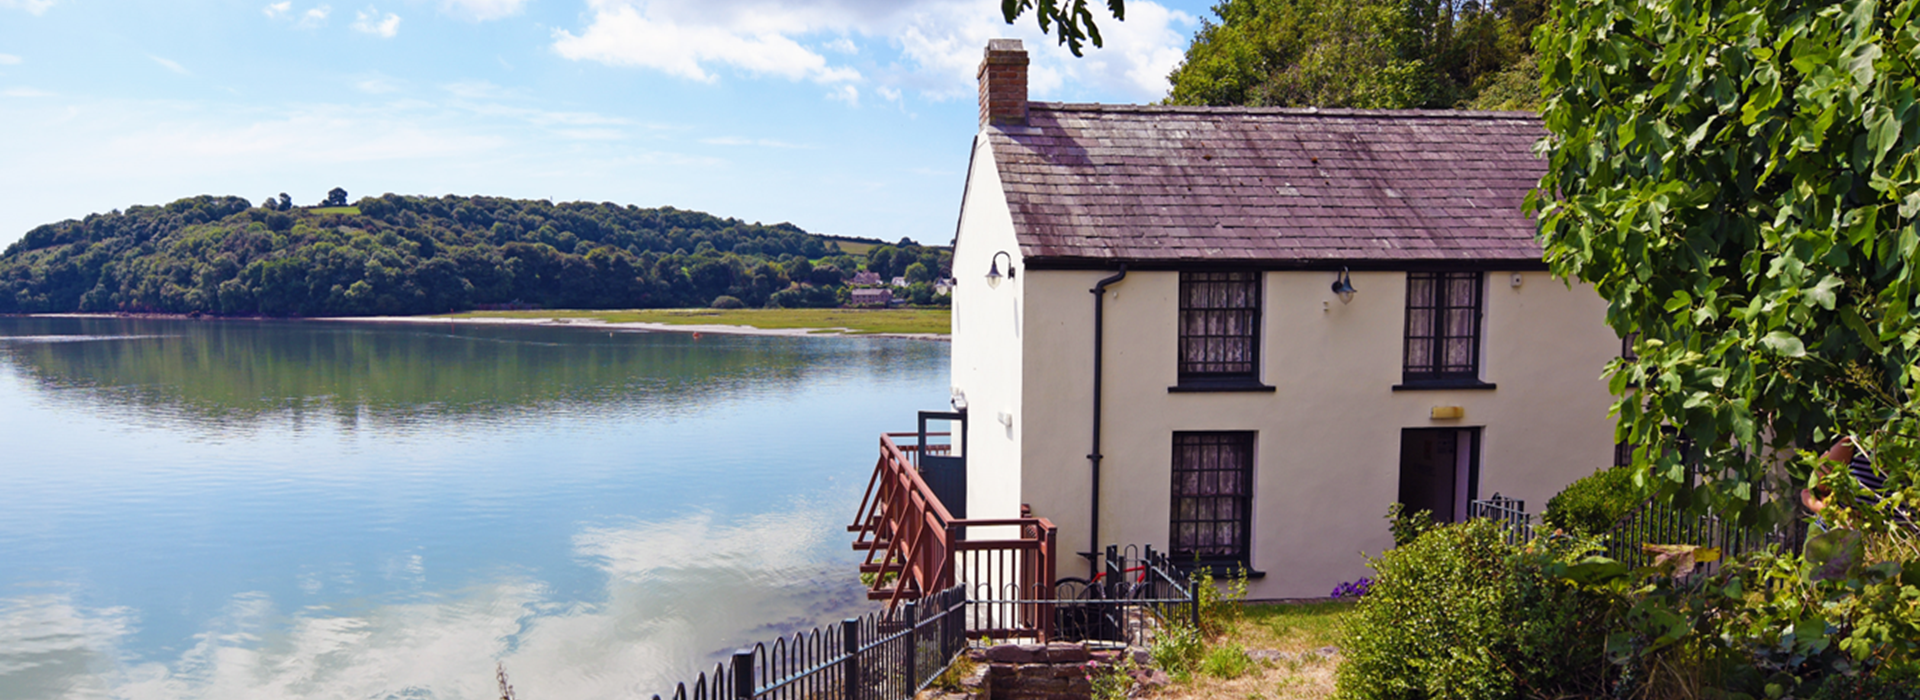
918,411,966,518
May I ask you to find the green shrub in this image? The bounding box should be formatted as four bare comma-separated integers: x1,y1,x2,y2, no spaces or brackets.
1086,654,1135,700
710,295,746,309
1200,642,1252,679
1335,520,1610,700
1812,666,1920,700
1385,502,1435,547
1192,563,1249,637
1149,614,1203,683
1543,465,1646,537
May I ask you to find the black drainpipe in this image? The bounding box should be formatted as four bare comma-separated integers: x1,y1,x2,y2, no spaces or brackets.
1087,265,1127,576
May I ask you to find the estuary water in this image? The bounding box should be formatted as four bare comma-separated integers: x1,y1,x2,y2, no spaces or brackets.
0,316,948,700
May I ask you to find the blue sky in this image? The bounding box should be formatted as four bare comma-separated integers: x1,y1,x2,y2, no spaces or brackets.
0,0,1217,250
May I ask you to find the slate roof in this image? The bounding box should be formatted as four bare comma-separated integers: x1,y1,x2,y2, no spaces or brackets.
987,104,1548,268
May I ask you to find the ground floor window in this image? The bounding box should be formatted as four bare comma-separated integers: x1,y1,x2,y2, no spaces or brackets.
1170,431,1254,563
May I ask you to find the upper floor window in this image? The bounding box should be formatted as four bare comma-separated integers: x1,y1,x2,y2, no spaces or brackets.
1178,271,1261,384
1403,271,1484,384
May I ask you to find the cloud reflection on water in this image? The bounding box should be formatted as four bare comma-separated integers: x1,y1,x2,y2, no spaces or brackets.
0,503,874,699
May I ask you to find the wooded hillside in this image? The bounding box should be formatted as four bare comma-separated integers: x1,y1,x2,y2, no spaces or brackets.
0,194,950,316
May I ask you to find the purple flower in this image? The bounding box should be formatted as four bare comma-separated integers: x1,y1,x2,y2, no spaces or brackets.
1331,578,1373,599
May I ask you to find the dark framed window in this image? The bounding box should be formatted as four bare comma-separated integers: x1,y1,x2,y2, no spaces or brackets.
1403,271,1484,383
1170,431,1254,564
1178,271,1261,382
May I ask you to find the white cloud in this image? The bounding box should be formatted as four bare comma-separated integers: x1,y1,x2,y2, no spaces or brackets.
298,5,330,28
440,0,528,20
352,6,401,37
877,85,900,103
826,84,858,106
150,55,190,75
0,506,872,699
353,72,403,93
0,54,21,65
441,79,514,100
551,1,862,84
549,0,1194,103
0,0,55,15
262,1,291,18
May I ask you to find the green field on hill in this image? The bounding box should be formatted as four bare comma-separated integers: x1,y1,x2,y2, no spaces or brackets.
442,308,951,335
831,240,878,257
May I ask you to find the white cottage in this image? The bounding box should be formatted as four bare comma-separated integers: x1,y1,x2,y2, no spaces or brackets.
942,40,1621,599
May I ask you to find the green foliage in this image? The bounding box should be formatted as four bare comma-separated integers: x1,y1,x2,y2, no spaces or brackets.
1533,0,1920,531
1193,563,1250,637
1464,52,1543,111
1085,654,1136,700
709,295,745,309
1165,0,1545,109
1149,613,1204,683
1812,665,1920,699
1000,0,1125,57
0,194,951,317
1336,520,1610,699
1553,539,1920,697
1199,641,1252,679
1544,466,1647,537
1384,501,1434,547
932,652,977,693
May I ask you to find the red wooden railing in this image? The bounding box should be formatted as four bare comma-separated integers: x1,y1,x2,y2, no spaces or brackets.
848,433,1057,640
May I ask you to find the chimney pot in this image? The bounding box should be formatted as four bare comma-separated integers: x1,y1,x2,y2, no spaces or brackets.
978,39,1028,128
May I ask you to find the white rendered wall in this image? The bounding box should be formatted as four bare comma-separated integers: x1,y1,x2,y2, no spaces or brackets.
949,133,1027,526
1015,269,1619,597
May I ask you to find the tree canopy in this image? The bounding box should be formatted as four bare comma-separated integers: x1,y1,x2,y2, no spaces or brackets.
0,194,950,317
1165,0,1547,110
1534,0,1920,526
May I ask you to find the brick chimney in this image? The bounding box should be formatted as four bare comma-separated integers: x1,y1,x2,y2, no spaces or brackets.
977,39,1028,128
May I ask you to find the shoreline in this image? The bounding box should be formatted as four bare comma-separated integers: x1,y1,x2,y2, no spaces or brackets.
20,312,951,342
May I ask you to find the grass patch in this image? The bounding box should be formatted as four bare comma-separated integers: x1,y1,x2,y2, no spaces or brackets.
1151,601,1353,700
308,206,361,215
1201,643,1253,680
1238,601,1352,651
441,307,951,335
830,240,877,257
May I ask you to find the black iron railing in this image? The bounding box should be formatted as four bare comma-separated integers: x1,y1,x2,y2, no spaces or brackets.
652,585,968,700
1033,545,1197,647
1603,496,1805,570
1468,493,1536,545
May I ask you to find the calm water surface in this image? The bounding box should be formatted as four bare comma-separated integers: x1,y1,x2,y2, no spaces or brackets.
0,317,948,700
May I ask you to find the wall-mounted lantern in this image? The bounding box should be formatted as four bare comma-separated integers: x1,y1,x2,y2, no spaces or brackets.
1331,267,1357,304
986,251,1015,289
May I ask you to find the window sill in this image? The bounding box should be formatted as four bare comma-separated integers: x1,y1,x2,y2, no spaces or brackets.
1168,380,1276,393
1177,560,1267,579
1392,379,1497,391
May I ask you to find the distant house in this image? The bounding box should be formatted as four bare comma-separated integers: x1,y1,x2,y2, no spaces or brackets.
935,39,1619,598
850,288,893,307
850,271,884,286
891,276,911,288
